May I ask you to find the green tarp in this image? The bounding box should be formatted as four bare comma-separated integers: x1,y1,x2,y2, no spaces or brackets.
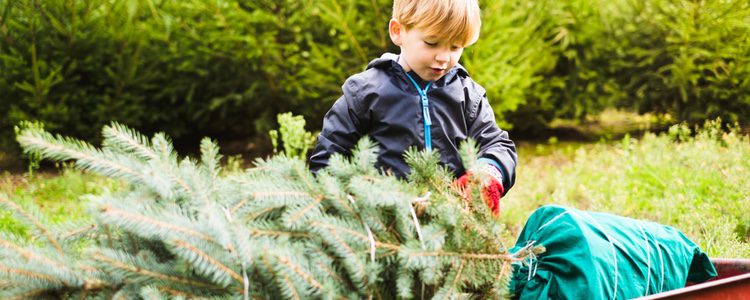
510,205,716,299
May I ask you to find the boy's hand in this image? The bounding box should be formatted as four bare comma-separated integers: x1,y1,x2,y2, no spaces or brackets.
452,164,505,217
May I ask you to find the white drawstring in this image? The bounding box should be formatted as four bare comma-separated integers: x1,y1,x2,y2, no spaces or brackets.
509,240,539,281
411,193,431,249
639,224,652,296
572,210,619,300
655,238,665,293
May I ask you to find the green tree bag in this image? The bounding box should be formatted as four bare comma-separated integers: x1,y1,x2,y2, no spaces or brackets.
510,205,716,299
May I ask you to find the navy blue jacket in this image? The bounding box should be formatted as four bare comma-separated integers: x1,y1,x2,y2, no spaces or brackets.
309,53,517,192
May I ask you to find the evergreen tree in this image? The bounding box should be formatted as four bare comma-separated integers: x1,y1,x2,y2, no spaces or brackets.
1,123,538,299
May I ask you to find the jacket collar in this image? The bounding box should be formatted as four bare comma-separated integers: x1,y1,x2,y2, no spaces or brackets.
365,53,469,85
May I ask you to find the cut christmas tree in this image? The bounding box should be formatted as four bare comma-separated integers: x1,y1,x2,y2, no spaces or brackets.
1,123,536,299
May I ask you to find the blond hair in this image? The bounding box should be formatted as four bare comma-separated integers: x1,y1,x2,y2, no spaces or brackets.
392,0,481,47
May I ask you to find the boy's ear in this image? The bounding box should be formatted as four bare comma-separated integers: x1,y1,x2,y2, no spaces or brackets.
389,18,403,46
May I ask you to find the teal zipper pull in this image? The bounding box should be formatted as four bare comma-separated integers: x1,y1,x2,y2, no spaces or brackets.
422,96,432,126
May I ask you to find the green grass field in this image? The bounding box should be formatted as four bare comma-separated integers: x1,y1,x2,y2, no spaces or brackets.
0,165,121,237
503,120,750,258
2,120,748,258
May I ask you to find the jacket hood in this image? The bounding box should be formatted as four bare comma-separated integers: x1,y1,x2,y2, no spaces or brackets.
365,53,470,82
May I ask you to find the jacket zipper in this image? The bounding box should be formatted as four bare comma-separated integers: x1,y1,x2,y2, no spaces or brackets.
404,72,433,151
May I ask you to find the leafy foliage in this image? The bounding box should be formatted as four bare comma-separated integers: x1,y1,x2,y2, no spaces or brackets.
2,0,748,149
0,0,392,151
607,0,750,123
482,0,750,132
1,123,529,298
268,112,317,159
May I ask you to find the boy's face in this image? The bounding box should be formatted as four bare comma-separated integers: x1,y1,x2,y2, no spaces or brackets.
389,19,465,82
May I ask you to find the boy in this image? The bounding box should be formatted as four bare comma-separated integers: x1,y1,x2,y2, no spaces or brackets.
309,0,516,215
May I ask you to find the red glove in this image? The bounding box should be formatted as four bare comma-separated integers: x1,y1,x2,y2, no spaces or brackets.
452,164,505,217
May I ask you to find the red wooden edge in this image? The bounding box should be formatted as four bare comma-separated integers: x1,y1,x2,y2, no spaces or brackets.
635,258,750,300
635,273,750,299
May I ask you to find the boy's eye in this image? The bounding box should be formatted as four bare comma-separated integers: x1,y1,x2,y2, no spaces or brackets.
451,45,461,51
424,41,437,46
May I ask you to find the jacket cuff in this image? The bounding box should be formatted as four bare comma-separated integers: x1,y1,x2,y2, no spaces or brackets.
477,157,504,179
477,157,507,194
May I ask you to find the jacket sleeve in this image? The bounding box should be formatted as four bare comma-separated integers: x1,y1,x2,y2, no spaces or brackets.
308,77,368,173
466,84,517,194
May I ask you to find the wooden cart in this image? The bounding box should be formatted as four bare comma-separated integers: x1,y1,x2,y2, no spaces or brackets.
637,258,750,299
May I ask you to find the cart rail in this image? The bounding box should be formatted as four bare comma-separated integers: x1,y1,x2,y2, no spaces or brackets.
636,258,750,299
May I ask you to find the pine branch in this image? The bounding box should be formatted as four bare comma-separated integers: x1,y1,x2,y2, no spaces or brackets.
267,250,324,292
248,229,310,239
279,272,302,300
310,248,346,286
284,195,324,226
230,192,312,215
59,224,97,240
151,133,174,162
2,287,50,300
149,132,194,196
97,203,214,243
258,253,303,300
312,222,370,291
257,254,280,293
200,137,221,194
0,238,70,273
140,286,168,300
241,207,276,222
458,139,481,171
102,122,157,161
0,263,63,286
312,221,400,251
91,251,221,290
316,173,357,216
434,259,465,300
495,261,512,280
17,128,146,184
23,128,195,206
154,285,228,299
171,239,242,286
408,250,514,262
0,195,63,255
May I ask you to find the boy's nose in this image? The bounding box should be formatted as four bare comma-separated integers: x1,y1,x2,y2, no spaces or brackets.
435,51,450,63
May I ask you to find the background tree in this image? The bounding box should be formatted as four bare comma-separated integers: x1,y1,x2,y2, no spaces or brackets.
2,0,748,152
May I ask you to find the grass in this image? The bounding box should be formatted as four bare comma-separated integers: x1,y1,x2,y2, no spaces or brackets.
0,164,122,237
502,120,750,258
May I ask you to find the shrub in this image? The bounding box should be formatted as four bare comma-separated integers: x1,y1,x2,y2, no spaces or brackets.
268,112,316,159
2,0,748,150
608,0,750,123
0,0,392,151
